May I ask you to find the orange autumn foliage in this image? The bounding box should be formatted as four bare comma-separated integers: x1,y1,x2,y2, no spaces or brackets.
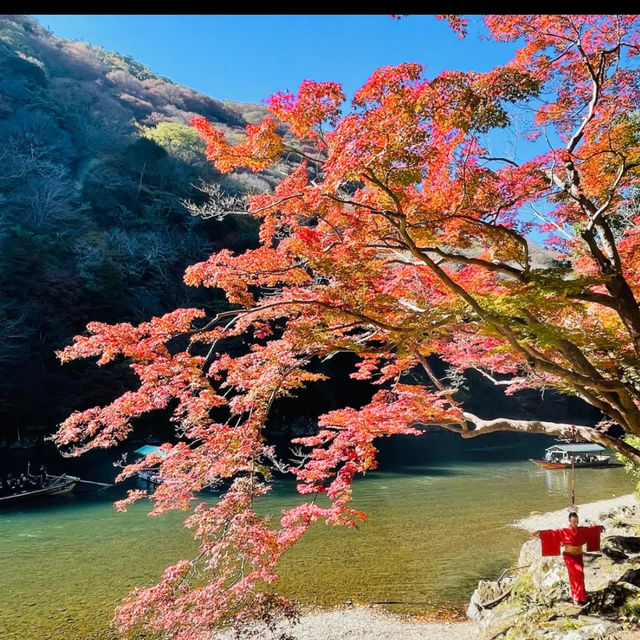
54,15,640,639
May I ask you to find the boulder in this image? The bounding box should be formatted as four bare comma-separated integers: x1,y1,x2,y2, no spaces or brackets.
469,502,640,639
603,536,640,558
477,602,522,640
518,538,541,567
584,582,640,616
620,568,640,588
467,577,514,620
554,618,620,640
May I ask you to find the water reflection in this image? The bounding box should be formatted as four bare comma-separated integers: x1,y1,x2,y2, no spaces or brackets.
545,468,571,493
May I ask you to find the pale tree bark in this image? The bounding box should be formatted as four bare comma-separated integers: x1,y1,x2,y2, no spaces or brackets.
453,412,640,466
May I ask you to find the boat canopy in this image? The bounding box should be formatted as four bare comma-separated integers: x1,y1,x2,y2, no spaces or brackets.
545,444,605,453
134,445,168,458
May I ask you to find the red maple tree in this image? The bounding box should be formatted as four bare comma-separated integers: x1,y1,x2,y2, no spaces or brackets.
54,15,640,639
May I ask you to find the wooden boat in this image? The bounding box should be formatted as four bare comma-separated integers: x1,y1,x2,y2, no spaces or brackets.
137,469,162,485
0,473,79,505
134,445,166,485
530,443,619,469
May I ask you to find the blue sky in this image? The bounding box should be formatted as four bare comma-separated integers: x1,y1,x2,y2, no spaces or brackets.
31,15,518,104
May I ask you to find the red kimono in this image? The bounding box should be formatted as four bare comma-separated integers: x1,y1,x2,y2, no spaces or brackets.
538,525,604,603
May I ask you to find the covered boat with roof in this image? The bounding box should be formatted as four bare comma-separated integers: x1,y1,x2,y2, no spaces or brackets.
530,443,620,469
133,444,168,484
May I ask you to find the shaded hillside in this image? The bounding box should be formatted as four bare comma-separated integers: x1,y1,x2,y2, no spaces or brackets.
0,15,281,441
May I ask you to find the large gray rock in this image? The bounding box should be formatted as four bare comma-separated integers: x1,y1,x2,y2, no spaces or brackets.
476,602,522,640
602,536,640,562
527,556,570,604
467,577,514,620
552,618,620,640
518,538,541,567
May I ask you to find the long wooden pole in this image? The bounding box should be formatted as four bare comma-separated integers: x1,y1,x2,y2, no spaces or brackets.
47,474,113,488
75,478,113,488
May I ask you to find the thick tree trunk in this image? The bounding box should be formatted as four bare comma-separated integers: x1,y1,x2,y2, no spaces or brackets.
458,412,640,467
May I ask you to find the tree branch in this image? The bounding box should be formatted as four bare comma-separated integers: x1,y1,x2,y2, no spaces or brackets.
416,246,526,280
460,412,640,465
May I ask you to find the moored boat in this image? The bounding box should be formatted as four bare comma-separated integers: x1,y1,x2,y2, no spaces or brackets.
134,445,167,485
530,443,621,469
0,473,79,505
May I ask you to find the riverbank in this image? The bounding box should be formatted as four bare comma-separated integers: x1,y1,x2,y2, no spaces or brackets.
222,607,477,640
259,493,639,640
514,494,637,532
470,493,640,640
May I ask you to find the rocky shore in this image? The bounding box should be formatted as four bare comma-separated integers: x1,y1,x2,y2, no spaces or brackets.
467,493,640,639
239,494,640,639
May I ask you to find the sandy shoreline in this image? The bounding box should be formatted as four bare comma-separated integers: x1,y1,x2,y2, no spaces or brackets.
513,493,636,532
256,493,637,640
225,607,477,640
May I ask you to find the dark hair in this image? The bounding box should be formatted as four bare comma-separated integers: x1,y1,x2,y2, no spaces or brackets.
568,511,579,520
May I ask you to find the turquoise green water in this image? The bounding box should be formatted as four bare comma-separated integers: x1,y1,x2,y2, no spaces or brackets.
0,433,634,639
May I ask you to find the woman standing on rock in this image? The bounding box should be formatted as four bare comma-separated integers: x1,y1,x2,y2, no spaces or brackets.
532,512,604,605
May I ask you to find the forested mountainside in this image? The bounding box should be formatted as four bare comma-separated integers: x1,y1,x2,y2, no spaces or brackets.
0,15,600,447
0,15,285,442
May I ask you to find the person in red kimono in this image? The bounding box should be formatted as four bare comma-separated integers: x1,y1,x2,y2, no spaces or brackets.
533,511,604,605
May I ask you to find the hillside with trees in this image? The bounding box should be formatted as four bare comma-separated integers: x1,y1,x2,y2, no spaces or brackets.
0,15,605,450
0,15,284,443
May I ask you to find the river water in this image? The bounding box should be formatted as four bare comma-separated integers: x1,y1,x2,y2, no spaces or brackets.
0,431,634,640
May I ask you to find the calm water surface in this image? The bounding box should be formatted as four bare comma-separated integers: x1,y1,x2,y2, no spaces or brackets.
0,432,634,639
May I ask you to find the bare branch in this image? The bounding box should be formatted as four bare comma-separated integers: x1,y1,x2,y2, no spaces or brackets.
471,367,528,387
478,156,520,167
182,182,249,220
